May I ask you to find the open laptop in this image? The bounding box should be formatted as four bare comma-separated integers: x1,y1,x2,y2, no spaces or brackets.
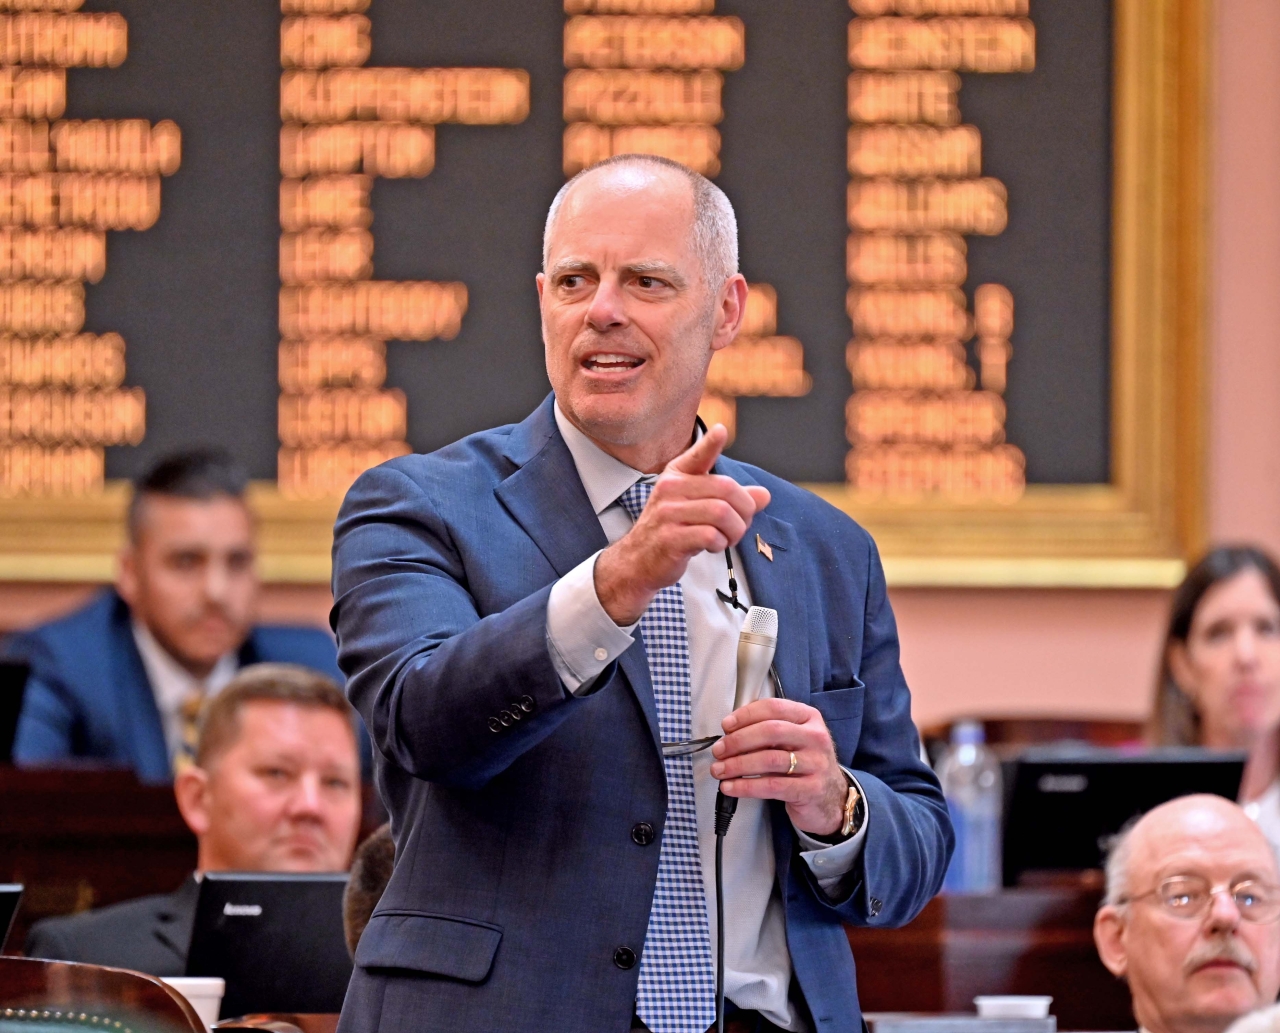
0,661,29,763
0,884,22,953
186,872,351,1018
1002,747,1247,887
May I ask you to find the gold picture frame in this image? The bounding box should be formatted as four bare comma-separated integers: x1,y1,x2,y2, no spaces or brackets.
0,0,1206,589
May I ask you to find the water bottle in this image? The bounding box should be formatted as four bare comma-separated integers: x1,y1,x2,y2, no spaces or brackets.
938,720,1002,893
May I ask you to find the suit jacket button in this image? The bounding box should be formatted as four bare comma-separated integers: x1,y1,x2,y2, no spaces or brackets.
499,710,514,727
869,897,882,916
518,695,535,713
631,822,655,846
487,717,502,733
613,946,636,969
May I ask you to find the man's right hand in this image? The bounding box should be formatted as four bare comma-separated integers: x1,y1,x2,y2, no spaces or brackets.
594,424,771,626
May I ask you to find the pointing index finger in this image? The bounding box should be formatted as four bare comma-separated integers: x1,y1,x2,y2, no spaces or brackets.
667,422,727,477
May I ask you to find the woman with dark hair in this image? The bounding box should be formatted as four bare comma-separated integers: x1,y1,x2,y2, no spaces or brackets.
1150,545,1280,849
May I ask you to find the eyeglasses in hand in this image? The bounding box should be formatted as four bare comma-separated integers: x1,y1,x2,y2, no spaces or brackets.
659,547,781,760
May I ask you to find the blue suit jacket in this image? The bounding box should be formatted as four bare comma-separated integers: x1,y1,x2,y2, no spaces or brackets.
5,588,346,785
330,396,952,1033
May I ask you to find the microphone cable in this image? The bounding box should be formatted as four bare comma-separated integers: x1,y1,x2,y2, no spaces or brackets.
713,787,736,1033
712,658,784,1033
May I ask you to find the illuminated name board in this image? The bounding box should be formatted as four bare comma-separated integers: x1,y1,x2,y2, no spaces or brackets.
0,0,176,497
276,0,529,498
845,0,1030,502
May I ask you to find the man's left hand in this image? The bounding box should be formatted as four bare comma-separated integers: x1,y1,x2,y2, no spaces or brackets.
710,699,849,837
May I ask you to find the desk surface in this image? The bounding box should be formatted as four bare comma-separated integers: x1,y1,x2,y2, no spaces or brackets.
846,888,1134,1032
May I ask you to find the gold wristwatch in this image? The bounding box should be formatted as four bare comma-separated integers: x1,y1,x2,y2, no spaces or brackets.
841,779,862,837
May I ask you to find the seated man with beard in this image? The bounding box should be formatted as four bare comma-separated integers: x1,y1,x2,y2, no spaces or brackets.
1094,795,1280,1033
5,449,345,783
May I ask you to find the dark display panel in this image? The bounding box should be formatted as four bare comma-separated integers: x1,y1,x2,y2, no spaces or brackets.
10,1,1110,491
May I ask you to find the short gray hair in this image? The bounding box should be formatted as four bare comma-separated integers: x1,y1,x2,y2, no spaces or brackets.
542,154,738,288
1102,816,1142,908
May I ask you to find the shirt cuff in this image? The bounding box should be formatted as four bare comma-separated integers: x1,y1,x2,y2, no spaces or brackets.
795,769,868,897
546,550,638,695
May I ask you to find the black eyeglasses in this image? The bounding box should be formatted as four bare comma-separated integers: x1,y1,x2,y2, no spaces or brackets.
1118,875,1280,924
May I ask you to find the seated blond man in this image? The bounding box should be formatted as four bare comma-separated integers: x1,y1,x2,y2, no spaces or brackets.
1094,794,1280,1033
25,663,362,976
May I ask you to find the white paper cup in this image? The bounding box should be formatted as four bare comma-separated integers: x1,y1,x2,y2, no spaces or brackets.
160,976,225,1030
974,996,1053,1019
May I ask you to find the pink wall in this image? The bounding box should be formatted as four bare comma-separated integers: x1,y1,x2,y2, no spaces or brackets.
896,0,1280,730
890,588,1170,728
1,0,1277,735
0,582,333,637
1208,0,1280,555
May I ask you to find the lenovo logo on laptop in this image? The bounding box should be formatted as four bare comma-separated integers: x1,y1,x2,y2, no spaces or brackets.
222,903,263,917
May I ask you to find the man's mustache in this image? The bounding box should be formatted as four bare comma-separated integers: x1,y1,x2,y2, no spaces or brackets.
1184,936,1258,976
185,601,235,627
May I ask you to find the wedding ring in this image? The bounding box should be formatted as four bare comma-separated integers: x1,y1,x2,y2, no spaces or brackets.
786,751,798,776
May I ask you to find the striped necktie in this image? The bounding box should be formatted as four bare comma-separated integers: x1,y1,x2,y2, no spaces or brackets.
172,687,204,774
617,480,717,1033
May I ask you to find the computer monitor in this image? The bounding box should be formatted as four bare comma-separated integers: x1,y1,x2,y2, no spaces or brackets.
0,661,29,763
0,884,22,953
1002,747,1247,887
186,872,352,1018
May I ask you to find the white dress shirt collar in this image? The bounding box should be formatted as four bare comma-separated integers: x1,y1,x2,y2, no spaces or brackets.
132,619,238,760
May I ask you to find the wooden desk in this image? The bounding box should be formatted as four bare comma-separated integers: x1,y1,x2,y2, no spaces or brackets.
0,767,197,952
847,889,1134,1032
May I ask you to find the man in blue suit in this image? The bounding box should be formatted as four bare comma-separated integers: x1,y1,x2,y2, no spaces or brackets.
6,449,345,784
332,155,952,1033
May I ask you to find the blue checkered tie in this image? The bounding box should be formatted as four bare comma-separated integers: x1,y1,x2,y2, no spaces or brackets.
618,480,717,1033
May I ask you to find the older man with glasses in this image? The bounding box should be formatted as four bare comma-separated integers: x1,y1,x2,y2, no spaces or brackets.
1094,794,1280,1033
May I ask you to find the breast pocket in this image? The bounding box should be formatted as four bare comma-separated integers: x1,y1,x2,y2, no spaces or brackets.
809,680,866,763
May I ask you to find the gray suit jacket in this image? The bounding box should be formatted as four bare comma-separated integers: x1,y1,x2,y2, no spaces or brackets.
25,875,197,976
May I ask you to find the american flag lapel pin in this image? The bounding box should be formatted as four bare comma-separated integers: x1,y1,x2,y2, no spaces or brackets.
756,533,774,561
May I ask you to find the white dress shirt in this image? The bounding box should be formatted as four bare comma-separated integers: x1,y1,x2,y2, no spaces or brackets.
132,621,238,763
545,403,867,1030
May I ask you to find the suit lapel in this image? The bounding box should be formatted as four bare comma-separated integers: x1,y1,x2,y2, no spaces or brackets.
153,875,199,964
494,428,609,580
494,398,660,746
720,468,812,707
108,594,171,781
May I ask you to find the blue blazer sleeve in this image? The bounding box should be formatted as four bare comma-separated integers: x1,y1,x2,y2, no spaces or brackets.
807,539,953,928
331,463,587,790
11,671,75,763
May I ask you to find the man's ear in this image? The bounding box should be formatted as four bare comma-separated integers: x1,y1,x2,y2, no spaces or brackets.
1094,906,1130,978
116,544,139,608
174,765,213,838
710,273,748,353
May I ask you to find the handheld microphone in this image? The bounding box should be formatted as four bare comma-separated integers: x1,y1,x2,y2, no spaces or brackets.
715,605,779,835
734,606,778,711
